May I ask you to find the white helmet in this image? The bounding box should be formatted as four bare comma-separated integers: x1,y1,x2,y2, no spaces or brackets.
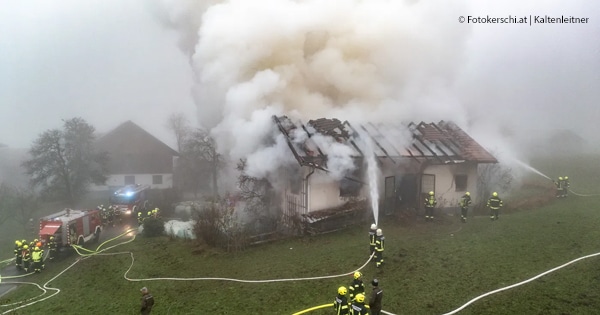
370,224,377,230
376,229,383,236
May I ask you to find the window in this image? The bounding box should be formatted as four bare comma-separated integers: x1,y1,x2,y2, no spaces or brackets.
421,174,435,194
340,178,361,197
152,175,163,185
124,175,135,185
455,175,467,191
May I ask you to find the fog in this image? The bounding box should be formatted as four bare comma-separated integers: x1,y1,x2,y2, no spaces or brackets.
1,0,599,186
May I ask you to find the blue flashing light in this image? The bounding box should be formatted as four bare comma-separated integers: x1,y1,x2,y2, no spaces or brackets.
125,191,134,197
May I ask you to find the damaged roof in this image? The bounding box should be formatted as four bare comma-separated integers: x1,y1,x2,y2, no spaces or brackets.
273,115,497,169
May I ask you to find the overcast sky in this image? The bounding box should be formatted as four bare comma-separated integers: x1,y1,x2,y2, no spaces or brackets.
1,0,598,152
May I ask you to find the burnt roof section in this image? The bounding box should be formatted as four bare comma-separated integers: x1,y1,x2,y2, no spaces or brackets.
273,115,497,169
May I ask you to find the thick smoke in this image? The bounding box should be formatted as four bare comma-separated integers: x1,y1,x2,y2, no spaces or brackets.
151,0,471,187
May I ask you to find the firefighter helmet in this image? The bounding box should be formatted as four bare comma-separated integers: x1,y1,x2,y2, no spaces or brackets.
23,245,29,250
22,239,26,244
338,286,347,296
353,271,362,279
492,192,498,197
370,223,376,230
34,247,40,251
465,192,470,196
34,239,38,243
565,176,569,180
50,236,54,240
36,242,42,247
355,293,365,303
429,191,434,196
15,240,19,245
372,278,379,286
376,229,382,236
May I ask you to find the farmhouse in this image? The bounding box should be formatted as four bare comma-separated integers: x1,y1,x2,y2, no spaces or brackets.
272,116,497,227
91,121,179,191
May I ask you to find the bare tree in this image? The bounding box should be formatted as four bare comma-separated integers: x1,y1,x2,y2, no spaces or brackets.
476,162,514,211
181,129,222,197
166,112,191,153
237,159,277,232
22,118,107,205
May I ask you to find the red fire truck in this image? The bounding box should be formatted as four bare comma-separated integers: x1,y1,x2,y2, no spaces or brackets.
39,208,102,250
109,184,150,216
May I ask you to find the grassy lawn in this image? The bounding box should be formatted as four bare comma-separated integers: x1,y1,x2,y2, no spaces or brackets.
2,155,600,314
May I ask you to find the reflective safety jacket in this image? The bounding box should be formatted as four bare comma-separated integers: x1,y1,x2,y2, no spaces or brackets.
487,196,503,210
32,250,42,262
375,236,385,252
425,196,437,208
348,279,365,300
334,294,349,315
350,302,369,315
459,195,472,208
369,229,377,247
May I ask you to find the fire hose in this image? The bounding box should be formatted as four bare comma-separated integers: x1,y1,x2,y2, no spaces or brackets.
4,227,600,314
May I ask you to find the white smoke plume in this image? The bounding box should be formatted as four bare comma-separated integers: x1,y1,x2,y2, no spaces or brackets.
150,0,471,186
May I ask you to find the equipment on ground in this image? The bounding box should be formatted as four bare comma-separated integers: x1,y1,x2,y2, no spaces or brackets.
38,208,103,251
110,184,150,216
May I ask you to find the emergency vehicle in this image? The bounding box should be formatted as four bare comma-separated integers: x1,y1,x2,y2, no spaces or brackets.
110,184,150,216
38,208,102,250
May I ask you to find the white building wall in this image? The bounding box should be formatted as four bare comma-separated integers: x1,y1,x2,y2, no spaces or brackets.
308,171,349,212
89,173,174,191
422,163,478,208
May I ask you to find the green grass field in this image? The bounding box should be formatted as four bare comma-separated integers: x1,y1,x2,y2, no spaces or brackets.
2,155,600,314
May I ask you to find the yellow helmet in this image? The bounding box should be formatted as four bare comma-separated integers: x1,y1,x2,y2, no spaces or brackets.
355,293,365,303
50,236,54,240
558,177,563,180
353,271,362,279
338,286,347,296
565,176,568,180
23,244,29,249
465,192,470,196
15,240,19,245
429,191,434,196
22,239,26,244
492,192,498,197
35,247,40,251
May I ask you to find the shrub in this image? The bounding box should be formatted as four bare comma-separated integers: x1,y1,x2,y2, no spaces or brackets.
142,217,165,237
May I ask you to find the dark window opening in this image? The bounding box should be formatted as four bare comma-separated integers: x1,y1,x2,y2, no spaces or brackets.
455,175,467,191
124,175,135,185
340,178,361,197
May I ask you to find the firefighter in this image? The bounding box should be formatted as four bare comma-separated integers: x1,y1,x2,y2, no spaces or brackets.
152,207,160,218
424,191,437,222
21,244,31,272
459,192,472,223
140,287,155,315
555,177,564,198
349,271,365,301
350,293,369,315
47,236,57,260
334,286,350,315
29,238,38,249
31,247,43,273
369,224,377,255
137,211,144,226
487,192,503,221
147,209,153,220
562,176,570,198
374,229,385,268
15,240,23,270
100,207,108,227
113,206,122,225
107,205,114,227
369,279,383,315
